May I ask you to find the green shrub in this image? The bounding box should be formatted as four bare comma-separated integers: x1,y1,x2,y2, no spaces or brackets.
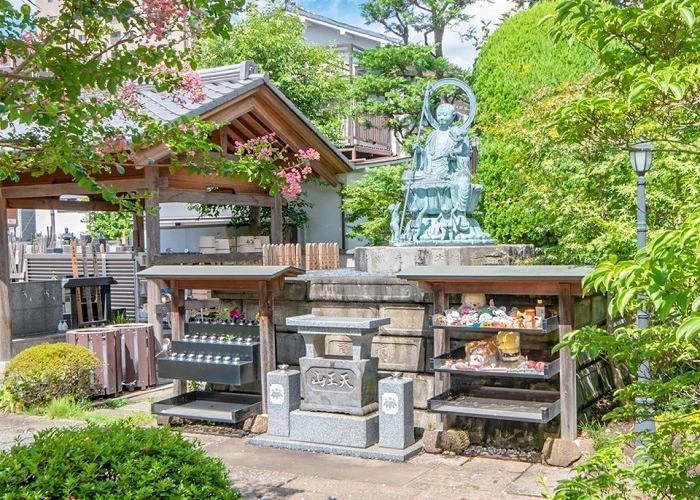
2,343,100,408
0,422,241,499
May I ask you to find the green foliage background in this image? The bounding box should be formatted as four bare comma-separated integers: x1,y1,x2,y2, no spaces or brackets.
194,5,348,142
340,164,408,245
472,1,700,264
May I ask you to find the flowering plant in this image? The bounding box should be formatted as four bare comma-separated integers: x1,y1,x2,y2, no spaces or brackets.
0,0,245,210
229,307,244,322
219,133,319,200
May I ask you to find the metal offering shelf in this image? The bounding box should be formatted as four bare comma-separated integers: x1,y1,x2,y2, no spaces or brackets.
431,346,560,379
430,315,559,335
158,339,260,385
427,387,561,424
152,391,262,424
185,322,260,336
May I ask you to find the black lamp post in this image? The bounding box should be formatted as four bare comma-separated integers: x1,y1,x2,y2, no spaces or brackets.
629,136,655,440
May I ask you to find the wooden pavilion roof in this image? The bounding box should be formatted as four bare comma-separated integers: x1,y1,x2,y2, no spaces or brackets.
0,61,353,212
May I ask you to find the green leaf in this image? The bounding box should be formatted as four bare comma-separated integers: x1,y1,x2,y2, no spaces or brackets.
679,7,695,28
676,317,700,341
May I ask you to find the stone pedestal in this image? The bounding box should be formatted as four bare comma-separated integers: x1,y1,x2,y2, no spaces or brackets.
289,410,379,448
287,315,389,417
354,244,536,274
251,314,423,461
379,375,414,449
266,367,301,437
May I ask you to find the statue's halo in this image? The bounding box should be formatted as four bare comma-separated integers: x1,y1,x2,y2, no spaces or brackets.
423,78,477,130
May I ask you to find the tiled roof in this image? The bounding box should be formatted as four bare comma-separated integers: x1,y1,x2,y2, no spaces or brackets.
131,61,263,123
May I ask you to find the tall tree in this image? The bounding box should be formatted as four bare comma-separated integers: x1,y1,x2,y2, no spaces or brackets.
193,4,349,142
549,0,700,154
360,0,477,58
0,0,251,208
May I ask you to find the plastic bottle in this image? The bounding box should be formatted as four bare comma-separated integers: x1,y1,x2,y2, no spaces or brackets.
535,299,546,319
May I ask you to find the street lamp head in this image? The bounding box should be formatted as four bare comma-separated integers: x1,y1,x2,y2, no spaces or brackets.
630,136,653,175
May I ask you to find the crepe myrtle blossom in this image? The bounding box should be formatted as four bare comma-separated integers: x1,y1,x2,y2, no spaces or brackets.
233,134,319,200
141,0,190,39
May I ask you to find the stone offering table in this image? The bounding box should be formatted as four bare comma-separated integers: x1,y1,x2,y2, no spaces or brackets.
287,314,389,416
251,314,423,461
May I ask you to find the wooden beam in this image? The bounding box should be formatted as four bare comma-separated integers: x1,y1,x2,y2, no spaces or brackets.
0,177,166,199
158,189,275,207
258,280,274,414
420,280,582,296
235,113,269,139
0,188,11,362
7,198,121,212
201,101,256,127
432,282,449,414
251,100,339,186
133,212,144,253
132,143,172,168
558,282,577,441
153,252,262,265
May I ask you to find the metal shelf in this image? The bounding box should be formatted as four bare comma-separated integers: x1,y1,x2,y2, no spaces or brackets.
431,315,559,336
427,387,560,423
431,346,560,379
158,357,257,385
152,390,261,424
184,323,260,336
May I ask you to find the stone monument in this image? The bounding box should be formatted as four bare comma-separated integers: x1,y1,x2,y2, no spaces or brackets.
250,314,422,461
392,78,495,246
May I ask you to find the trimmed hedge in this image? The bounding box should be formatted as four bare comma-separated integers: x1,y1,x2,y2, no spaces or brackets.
0,422,241,499
2,343,100,408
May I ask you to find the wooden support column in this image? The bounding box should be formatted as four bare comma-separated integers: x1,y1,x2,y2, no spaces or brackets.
258,280,274,414
432,282,451,429
132,212,144,253
558,283,577,441
170,281,187,396
144,167,163,345
0,189,11,363
271,194,283,244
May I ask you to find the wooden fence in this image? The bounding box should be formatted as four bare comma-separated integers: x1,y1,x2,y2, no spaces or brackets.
262,243,339,270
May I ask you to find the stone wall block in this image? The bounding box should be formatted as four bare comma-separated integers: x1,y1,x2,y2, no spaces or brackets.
379,305,430,337
310,303,378,319
275,332,306,365
326,336,425,372
574,297,592,329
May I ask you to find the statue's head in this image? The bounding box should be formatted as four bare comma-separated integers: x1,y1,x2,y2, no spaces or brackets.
436,103,456,126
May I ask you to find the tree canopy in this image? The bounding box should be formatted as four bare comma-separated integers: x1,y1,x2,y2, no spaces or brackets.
550,0,700,154
360,0,477,58
193,4,348,143
0,0,254,208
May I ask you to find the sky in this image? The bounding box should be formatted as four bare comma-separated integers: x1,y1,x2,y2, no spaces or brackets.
290,0,516,69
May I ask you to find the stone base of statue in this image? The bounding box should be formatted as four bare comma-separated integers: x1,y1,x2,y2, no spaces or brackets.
354,244,536,274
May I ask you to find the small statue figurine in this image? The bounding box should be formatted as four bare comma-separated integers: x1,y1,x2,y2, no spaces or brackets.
388,203,401,243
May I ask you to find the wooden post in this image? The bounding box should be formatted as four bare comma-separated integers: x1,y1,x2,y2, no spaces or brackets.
271,194,283,245
132,212,144,253
0,188,12,363
558,283,577,441
432,282,451,429
144,166,163,345
258,280,274,414
170,281,187,396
